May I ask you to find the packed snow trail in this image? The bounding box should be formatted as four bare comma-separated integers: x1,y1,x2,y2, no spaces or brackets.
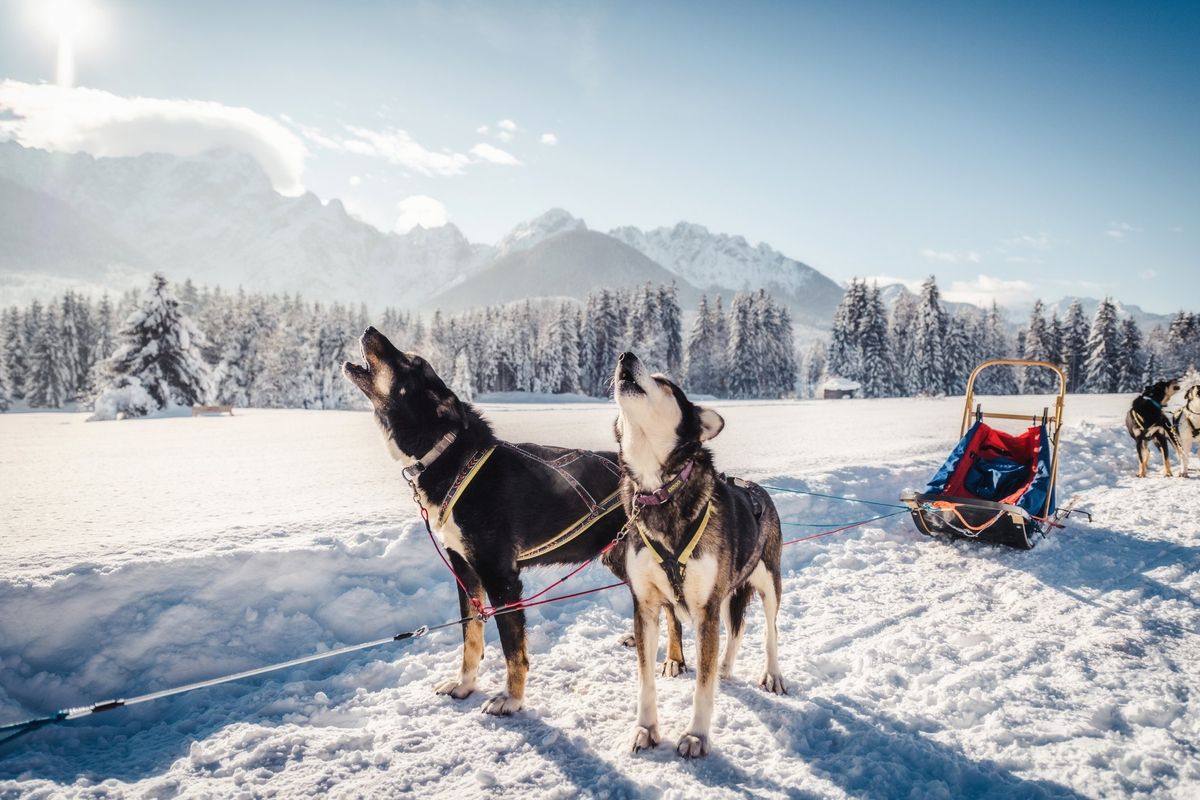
1,396,1197,798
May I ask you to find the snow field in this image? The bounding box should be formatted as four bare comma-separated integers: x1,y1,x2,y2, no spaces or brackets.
0,395,1197,798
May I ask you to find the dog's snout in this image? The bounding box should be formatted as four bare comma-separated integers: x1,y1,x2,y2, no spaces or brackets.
619,351,635,364
365,326,378,336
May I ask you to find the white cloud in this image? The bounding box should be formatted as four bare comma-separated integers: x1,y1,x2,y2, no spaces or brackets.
495,119,517,142
943,275,1036,307
469,142,521,166
540,132,559,146
476,124,489,134
1001,232,1052,249
330,125,471,177
920,248,982,264
348,175,362,186
1139,268,1158,280
0,80,307,195
1106,221,1140,240
393,195,448,233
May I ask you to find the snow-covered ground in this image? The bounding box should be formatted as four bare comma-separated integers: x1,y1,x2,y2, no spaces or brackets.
1,395,1197,799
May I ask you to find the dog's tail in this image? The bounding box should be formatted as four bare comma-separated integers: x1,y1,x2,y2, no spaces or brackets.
728,583,754,639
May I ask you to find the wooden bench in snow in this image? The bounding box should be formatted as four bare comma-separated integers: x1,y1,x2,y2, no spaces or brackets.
192,404,234,416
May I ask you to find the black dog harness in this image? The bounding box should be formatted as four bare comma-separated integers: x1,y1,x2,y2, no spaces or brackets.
636,502,713,601
418,434,624,562
1132,395,1182,448
634,469,768,604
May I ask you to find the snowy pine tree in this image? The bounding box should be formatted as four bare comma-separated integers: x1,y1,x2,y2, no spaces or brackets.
726,293,758,399
658,284,684,379
908,277,948,396
710,295,729,396
828,279,867,385
1021,300,1056,393
1045,312,1064,373
858,283,895,398
2,307,26,401
685,295,722,395
975,302,1018,395
27,306,68,408
943,310,976,396
1116,318,1145,393
1163,311,1199,375
888,291,918,396
1062,300,1089,392
1083,298,1120,394
756,293,797,398
94,273,210,416
59,291,84,399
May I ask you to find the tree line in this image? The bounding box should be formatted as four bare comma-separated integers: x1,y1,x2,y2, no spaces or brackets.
814,276,1198,397
0,275,799,414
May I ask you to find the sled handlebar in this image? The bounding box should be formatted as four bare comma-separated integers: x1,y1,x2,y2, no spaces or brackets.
960,359,1066,521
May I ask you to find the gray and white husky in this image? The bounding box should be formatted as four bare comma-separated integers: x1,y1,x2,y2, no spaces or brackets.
612,351,785,759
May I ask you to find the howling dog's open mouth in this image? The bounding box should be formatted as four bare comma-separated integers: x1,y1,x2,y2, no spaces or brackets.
617,366,645,396
342,335,375,382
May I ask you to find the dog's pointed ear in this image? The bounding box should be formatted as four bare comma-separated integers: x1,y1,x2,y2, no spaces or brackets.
434,393,466,425
696,406,725,442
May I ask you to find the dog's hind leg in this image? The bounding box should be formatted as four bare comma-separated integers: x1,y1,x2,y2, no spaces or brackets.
479,571,528,715
677,601,721,758
719,584,752,679
749,562,786,695
435,551,486,700
1136,439,1150,478
1155,433,1174,477
661,606,689,677
630,594,662,752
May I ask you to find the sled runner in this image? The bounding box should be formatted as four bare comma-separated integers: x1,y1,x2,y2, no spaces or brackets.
901,359,1065,549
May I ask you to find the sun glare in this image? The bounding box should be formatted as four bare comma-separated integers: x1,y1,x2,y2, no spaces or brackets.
28,0,105,87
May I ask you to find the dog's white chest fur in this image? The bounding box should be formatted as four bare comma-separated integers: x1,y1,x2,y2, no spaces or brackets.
376,421,466,555
625,537,717,618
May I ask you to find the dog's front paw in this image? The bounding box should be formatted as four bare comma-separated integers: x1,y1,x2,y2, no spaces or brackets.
759,671,787,695
617,631,636,648
630,724,660,753
434,677,476,699
676,732,709,759
660,658,689,677
480,692,523,715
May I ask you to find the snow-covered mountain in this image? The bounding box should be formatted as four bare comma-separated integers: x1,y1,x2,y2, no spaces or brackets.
1044,296,1173,331
493,207,587,257
0,142,494,306
608,221,844,326
0,142,842,322
429,229,698,311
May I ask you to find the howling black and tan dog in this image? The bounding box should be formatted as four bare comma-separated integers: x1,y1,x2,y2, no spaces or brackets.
344,328,686,715
613,351,784,759
1126,378,1182,477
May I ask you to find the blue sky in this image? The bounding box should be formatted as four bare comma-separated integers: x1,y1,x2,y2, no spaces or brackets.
0,0,1196,312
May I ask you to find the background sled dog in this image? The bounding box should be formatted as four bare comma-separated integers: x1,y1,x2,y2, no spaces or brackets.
1174,384,1200,477
1126,379,1182,478
612,351,784,759
344,328,685,715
